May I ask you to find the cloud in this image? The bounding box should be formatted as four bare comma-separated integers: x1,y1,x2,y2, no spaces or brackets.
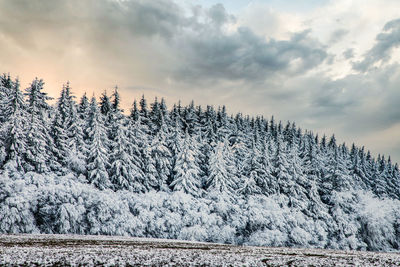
171,25,328,83
329,29,349,44
353,18,400,72
0,0,187,96
298,60,400,131
0,0,183,41
0,0,328,87
238,3,304,40
343,48,354,59
206,3,236,27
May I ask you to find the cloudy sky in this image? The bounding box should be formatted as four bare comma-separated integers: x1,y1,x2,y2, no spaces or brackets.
1,0,399,163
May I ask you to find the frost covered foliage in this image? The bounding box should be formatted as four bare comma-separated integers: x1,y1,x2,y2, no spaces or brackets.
1,74,400,252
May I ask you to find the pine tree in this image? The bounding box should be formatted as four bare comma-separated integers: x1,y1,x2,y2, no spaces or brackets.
197,106,217,184
99,90,112,117
139,94,148,118
200,105,217,144
392,163,400,198
261,137,279,194
52,85,71,167
216,106,231,141
67,102,87,175
141,140,159,191
301,136,328,218
321,147,351,204
237,170,261,196
170,101,183,129
130,99,140,121
183,100,199,135
109,116,136,191
286,137,308,209
167,116,183,171
138,95,150,130
111,86,122,113
273,134,292,195
374,156,389,197
160,98,169,122
0,73,12,90
99,90,114,138
385,157,398,199
349,147,367,190
86,96,110,190
0,74,13,123
361,150,374,190
149,97,161,134
269,116,277,139
108,87,132,190
126,118,146,192
78,93,90,120
238,136,263,196
231,119,250,180
148,116,172,191
0,78,28,172
24,78,54,173
170,131,202,196
206,138,238,196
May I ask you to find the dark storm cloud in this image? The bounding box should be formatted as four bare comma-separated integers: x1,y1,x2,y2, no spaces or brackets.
173,25,328,83
0,0,328,85
353,18,400,72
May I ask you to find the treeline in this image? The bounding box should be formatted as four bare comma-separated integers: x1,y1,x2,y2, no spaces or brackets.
0,73,399,251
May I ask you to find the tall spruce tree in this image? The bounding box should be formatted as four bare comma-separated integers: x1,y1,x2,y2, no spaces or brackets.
126,118,146,192
78,93,90,120
0,79,28,172
130,99,139,121
86,96,110,190
273,134,292,195
109,116,136,191
52,85,71,168
206,138,238,197
24,78,54,173
170,131,202,196
66,92,86,174
238,136,263,196
148,116,172,191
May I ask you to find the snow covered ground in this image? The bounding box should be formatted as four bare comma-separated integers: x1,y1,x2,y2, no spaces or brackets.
1,234,400,266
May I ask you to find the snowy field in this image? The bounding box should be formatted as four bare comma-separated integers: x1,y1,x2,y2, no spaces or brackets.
0,234,400,266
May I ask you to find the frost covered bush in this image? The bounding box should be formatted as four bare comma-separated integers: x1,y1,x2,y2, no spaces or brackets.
358,193,400,251
0,173,38,233
1,167,400,251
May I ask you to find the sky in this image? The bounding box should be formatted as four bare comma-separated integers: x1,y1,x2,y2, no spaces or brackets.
0,0,399,163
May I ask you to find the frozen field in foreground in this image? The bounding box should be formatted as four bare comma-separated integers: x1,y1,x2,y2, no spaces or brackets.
0,234,400,266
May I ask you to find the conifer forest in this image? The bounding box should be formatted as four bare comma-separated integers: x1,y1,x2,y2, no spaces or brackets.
1,73,400,252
